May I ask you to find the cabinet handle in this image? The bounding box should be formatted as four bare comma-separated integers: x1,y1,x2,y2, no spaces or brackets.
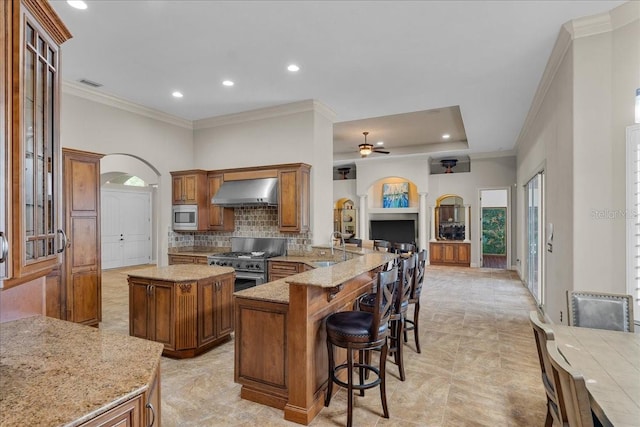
145,402,156,427
56,229,68,253
0,231,7,263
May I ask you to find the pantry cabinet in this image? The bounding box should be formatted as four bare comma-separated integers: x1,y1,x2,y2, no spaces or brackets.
2,0,72,288
62,148,103,326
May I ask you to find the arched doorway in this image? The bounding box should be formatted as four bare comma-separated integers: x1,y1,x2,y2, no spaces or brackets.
100,154,161,269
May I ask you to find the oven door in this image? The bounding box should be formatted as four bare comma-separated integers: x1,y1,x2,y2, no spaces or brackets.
234,271,264,292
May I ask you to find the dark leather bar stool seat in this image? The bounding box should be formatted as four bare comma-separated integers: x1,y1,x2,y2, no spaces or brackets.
404,249,426,353
325,268,398,427
358,254,416,381
392,242,416,254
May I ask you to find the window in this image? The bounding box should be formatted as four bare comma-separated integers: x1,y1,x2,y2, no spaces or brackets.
626,125,640,324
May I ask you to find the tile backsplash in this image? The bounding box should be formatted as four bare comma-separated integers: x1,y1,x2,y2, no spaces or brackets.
168,206,312,253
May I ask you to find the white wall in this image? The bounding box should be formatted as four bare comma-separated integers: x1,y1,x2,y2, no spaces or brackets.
60,89,194,266
429,156,517,267
193,100,335,244
515,2,639,323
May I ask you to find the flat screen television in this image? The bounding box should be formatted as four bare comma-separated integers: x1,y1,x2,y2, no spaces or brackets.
370,220,416,244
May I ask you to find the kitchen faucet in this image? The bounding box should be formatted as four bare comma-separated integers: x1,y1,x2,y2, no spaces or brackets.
330,231,347,261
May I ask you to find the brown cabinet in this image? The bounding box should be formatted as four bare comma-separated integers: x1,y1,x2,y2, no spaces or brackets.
62,149,103,326
268,260,308,281
171,171,203,205
207,172,234,231
45,266,63,319
130,278,175,350
2,0,71,288
429,242,470,267
170,170,209,231
278,165,310,233
198,275,234,346
129,269,235,358
168,254,208,265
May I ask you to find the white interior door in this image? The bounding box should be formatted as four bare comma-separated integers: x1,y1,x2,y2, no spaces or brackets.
526,172,544,305
101,188,151,269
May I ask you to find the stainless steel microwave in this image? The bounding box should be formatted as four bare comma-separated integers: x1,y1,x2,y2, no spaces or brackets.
172,205,198,231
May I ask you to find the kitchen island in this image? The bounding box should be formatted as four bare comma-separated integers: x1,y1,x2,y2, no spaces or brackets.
128,264,235,358
0,316,163,427
234,252,397,425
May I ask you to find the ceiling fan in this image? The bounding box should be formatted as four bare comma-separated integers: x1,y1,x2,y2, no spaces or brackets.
359,131,390,157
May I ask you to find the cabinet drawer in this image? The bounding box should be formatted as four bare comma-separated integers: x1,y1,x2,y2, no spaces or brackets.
79,395,142,427
269,261,300,274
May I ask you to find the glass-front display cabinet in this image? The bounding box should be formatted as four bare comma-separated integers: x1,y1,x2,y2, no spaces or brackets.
436,195,465,240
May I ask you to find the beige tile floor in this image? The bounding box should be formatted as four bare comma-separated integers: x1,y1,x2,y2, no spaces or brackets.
100,265,547,426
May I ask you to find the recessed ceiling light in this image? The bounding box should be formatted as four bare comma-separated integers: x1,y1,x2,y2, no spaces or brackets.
222,80,234,87
442,134,451,139
376,141,384,146
287,64,300,72
172,91,183,98
67,1,88,10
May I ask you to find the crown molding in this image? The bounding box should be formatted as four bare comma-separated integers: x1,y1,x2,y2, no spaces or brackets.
61,81,194,129
516,2,638,150
193,99,334,130
515,24,572,149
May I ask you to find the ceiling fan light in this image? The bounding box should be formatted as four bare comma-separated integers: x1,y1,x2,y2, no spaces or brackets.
359,144,373,156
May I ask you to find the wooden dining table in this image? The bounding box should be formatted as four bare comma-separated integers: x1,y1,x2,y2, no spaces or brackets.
552,324,640,427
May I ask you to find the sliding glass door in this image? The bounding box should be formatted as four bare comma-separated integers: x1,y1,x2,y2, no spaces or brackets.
526,172,544,305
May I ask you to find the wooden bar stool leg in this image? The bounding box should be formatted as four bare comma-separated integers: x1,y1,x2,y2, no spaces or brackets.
347,347,354,427
414,301,421,353
325,340,334,407
380,341,390,419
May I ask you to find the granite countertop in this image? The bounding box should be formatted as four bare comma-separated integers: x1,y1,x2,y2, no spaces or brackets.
0,316,164,427
235,253,397,305
284,252,396,288
127,264,235,281
234,279,290,304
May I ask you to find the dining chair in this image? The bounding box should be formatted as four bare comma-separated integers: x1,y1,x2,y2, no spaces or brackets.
567,291,635,332
546,340,595,427
529,311,562,427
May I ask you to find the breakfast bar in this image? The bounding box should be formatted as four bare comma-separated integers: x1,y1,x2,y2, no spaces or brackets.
234,252,396,425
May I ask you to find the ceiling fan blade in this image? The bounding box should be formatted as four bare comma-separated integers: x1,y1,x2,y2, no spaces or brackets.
373,149,390,154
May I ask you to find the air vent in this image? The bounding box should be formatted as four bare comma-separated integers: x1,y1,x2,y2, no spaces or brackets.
78,78,103,88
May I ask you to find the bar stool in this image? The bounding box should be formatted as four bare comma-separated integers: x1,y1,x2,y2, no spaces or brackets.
358,254,415,381
373,240,392,252
404,249,426,353
392,242,416,254
325,268,398,427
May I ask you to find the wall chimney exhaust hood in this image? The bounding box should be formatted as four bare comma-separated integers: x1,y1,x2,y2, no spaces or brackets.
212,177,278,207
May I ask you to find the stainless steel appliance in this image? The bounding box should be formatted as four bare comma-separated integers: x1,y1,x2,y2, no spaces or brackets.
172,205,198,231
207,237,287,291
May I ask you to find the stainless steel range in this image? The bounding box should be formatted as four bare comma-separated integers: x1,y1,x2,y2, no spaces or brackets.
207,237,287,291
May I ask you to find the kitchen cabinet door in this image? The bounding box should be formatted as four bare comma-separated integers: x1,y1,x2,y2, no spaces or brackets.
171,171,205,205
208,172,235,231
129,278,175,350
63,149,103,326
216,275,234,336
3,0,71,288
278,165,310,233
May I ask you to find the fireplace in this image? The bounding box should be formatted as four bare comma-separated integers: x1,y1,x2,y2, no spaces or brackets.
369,213,418,245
